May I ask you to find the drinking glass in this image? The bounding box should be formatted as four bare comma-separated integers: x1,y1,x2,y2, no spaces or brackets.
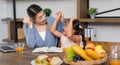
15,42,25,54
109,44,120,65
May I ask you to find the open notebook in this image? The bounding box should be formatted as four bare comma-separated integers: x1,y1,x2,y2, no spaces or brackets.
32,47,63,53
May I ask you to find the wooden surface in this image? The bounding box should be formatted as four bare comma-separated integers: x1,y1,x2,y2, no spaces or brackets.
0,43,67,65
0,48,109,65
8,20,24,41
0,48,66,65
88,41,120,54
0,43,114,65
77,0,88,19
2,38,25,43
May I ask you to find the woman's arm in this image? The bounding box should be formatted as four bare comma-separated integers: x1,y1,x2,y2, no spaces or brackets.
51,12,63,38
23,18,36,48
23,24,37,48
23,18,33,28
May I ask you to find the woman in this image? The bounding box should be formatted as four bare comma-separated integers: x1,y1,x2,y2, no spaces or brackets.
51,12,84,48
23,4,64,48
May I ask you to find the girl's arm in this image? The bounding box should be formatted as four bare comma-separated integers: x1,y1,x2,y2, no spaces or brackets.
67,16,82,44
51,12,63,38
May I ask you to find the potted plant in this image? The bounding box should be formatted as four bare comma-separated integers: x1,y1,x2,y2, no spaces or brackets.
44,8,52,16
87,8,97,19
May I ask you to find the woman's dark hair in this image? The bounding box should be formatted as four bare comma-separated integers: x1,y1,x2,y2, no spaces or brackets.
73,19,84,35
27,4,43,19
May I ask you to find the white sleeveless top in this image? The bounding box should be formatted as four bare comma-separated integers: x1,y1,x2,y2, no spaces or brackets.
39,31,46,41
60,34,74,48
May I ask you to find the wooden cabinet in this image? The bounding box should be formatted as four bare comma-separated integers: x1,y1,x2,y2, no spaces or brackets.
77,0,88,19
2,19,25,42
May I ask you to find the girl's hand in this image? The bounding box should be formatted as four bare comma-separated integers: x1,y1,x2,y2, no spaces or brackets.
70,16,77,22
23,18,32,25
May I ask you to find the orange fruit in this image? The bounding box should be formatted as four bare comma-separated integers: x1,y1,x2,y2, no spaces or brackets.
85,42,95,51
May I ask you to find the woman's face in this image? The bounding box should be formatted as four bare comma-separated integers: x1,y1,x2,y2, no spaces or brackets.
34,11,46,25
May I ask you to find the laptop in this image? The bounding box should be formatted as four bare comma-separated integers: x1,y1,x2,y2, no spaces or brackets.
0,44,15,52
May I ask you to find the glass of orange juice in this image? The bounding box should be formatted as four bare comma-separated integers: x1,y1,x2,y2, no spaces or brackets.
15,42,25,54
62,47,67,53
109,53,120,65
109,44,120,65
109,60,120,65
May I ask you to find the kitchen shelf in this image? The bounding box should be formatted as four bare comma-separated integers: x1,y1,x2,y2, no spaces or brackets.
79,18,120,23
77,0,120,23
2,38,25,43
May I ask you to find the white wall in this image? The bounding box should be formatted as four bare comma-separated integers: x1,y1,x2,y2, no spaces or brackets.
6,0,77,18
0,0,9,43
88,23,120,42
89,0,120,17
89,0,120,42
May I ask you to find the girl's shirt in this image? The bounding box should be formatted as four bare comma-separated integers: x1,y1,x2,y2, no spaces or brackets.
60,34,84,48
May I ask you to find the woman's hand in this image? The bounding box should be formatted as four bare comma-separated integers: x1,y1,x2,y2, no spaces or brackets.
23,18,33,25
55,11,64,22
23,18,33,28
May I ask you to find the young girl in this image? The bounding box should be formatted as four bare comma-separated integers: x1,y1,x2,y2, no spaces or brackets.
51,12,84,48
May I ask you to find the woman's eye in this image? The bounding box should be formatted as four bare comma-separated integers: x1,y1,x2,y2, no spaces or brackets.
39,16,42,19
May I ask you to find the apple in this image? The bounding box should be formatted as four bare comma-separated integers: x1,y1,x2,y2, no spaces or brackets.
85,42,95,51
86,47,95,51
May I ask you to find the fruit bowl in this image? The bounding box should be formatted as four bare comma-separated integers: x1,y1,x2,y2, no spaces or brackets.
63,54,107,65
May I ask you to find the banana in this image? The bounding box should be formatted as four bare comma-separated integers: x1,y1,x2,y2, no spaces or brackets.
71,45,93,61
85,49,101,60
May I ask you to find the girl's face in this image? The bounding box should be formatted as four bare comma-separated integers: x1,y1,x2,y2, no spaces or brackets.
34,11,46,25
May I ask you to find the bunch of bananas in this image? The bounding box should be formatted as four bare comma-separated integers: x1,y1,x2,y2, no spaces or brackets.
66,43,106,61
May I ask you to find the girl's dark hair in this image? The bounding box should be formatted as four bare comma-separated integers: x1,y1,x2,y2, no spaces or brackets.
73,19,84,35
73,20,86,49
27,4,43,19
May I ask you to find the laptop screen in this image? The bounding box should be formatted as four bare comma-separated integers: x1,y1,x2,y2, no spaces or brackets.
0,45,15,52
